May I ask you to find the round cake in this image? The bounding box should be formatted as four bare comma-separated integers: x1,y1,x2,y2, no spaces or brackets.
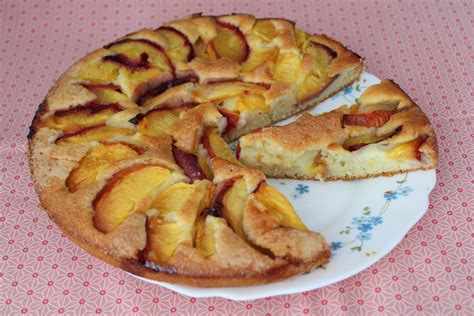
28,13,367,287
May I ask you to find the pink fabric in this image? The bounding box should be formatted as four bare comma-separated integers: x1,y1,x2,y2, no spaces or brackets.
1,0,472,314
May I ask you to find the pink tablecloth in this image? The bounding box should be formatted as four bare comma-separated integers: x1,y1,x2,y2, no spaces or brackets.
1,0,472,314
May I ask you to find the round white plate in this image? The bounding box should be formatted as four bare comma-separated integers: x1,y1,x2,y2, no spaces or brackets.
131,72,437,300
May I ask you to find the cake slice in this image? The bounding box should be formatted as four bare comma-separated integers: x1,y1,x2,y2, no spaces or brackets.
238,80,438,180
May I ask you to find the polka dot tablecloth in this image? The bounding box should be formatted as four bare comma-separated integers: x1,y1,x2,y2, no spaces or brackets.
1,0,472,314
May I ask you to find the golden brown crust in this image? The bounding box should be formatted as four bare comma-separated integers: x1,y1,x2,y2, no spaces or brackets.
27,13,366,287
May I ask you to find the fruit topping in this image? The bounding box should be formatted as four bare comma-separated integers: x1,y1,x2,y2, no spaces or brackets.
221,177,249,240
209,22,249,63
343,110,393,128
105,39,173,73
55,125,135,144
273,53,302,83
218,109,240,133
137,76,197,106
172,146,207,181
66,143,140,192
93,164,179,233
156,26,194,63
386,136,425,161
203,127,240,165
41,103,122,133
135,109,179,137
192,81,267,103
241,47,279,73
253,182,307,231
343,128,400,151
145,181,212,261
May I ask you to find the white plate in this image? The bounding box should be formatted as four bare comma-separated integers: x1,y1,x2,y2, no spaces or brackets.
131,72,437,300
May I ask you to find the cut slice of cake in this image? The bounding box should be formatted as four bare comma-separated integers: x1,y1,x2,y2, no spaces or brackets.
238,80,438,180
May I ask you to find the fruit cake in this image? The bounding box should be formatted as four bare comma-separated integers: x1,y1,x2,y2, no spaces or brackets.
238,80,438,180
28,13,366,287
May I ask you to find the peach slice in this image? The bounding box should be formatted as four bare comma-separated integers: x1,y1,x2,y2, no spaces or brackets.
241,47,279,73
343,110,393,128
192,81,267,103
385,137,424,161
172,146,207,181
77,59,120,84
66,143,140,192
146,181,212,261
252,19,279,42
218,109,240,134
55,125,135,144
155,26,194,63
137,76,197,107
195,214,219,258
135,109,179,137
93,164,178,233
221,177,249,240
253,182,307,231
193,37,211,60
84,84,129,104
203,127,240,165
296,72,335,103
209,22,249,63
296,42,336,103
221,94,270,113
343,129,400,151
273,53,302,83
105,39,174,73
41,103,122,133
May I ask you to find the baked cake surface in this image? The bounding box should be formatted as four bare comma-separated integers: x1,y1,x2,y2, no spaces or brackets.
27,14,367,287
238,80,438,180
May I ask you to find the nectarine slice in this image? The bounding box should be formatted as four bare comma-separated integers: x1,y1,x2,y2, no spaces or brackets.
136,109,179,137
210,22,249,63
172,147,207,181
147,181,212,261
42,103,121,133
343,110,393,128
106,39,173,73
203,127,240,165
77,60,120,84
385,137,425,161
252,19,279,42
66,143,140,192
55,125,135,144
241,47,279,73
195,215,219,258
253,182,307,231
192,81,267,103
222,177,249,240
273,53,302,83
93,164,179,233
84,84,129,104
156,26,194,63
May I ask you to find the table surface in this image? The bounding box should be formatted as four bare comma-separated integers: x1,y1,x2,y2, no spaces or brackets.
1,0,472,314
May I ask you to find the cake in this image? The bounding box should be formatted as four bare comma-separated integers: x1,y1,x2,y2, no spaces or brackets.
238,80,438,180
27,14,366,287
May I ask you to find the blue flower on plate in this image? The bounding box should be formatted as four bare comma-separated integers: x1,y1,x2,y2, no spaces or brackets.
295,184,309,194
343,86,353,95
351,216,368,225
330,242,343,251
369,216,383,226
357,223,373,232
397,186,413,196
384,190,398,201
356,232,372,241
